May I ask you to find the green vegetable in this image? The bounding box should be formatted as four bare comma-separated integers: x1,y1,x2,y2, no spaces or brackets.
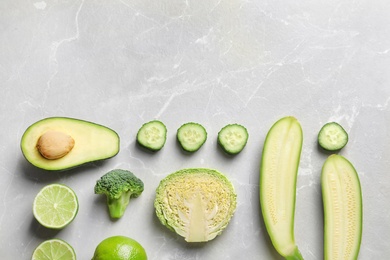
21,117,119,171
137,120,167,151
318,122,348,151
260,116,304,259
177,122,207,152
321,154,362,260
217,124,249,155
94,169,144,219
154,168,237,242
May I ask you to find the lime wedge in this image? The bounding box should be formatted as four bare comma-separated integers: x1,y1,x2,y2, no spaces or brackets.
33,184,79,229
32,239,76,260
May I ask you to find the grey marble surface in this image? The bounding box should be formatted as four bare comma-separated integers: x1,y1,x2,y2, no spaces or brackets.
1,0,390,259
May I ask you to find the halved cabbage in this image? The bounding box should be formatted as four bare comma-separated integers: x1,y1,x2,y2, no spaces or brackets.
154,168,237,242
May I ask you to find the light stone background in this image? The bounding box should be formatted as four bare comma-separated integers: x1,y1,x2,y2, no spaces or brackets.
1,0,390,259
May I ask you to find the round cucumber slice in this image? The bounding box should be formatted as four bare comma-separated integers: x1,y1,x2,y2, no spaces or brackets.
177,122,207,152
137,120,167,151
217,124,248,155
318,122,348,151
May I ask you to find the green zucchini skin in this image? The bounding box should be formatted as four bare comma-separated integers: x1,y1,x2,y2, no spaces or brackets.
321,154,363,260
260,116,304,259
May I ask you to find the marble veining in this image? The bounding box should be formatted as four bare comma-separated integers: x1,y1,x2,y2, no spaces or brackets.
1,0,390,259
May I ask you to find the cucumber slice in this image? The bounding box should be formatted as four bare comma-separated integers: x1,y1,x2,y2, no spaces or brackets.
321,154,362,260
318,122,348,151
136,120,167,151
217,124,249,155
177,122,207,152
260,116,304,259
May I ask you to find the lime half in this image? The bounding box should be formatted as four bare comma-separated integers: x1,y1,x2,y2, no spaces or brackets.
33,184,79,229
32,239,76,260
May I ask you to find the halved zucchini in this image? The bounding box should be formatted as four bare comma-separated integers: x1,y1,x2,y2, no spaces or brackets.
260,116,304,259
321,154,362,260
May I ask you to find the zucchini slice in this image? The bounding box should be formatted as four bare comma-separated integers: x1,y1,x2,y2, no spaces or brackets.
321,154,363,260
260,116,304,259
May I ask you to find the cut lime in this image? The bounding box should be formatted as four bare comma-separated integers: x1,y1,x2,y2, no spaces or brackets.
33,184,79,229
32,239,76,260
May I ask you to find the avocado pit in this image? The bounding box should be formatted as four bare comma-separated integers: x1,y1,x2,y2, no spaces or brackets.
36,130,75,160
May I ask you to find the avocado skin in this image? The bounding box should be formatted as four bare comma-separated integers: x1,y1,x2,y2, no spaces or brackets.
21,117,120,171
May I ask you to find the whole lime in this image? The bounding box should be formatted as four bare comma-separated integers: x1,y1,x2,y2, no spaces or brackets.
92,236,147,260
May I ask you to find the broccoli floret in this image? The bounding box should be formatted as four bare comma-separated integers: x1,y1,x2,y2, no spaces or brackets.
94,169,144,219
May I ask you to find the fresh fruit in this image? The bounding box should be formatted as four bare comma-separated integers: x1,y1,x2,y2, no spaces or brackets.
21,117,120,171
92,236,147,260
318,122,348,151
177,122,207,152
32,239,76,260
136,120,167,151
259,116,304,259
33,184,79,229
217,124,249,155
321,154,363,260
154,168,237,242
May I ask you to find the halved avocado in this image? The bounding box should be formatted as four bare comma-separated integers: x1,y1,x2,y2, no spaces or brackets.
21,117,120,171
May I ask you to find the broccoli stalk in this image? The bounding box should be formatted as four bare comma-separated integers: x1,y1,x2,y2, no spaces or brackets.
106,189,132,218
95,169,144,219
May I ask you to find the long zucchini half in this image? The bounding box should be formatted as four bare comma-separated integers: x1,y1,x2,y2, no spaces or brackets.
260,116,304,259
321,154,362,260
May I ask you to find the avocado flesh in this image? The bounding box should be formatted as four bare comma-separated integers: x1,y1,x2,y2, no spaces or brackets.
21,117,120,171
